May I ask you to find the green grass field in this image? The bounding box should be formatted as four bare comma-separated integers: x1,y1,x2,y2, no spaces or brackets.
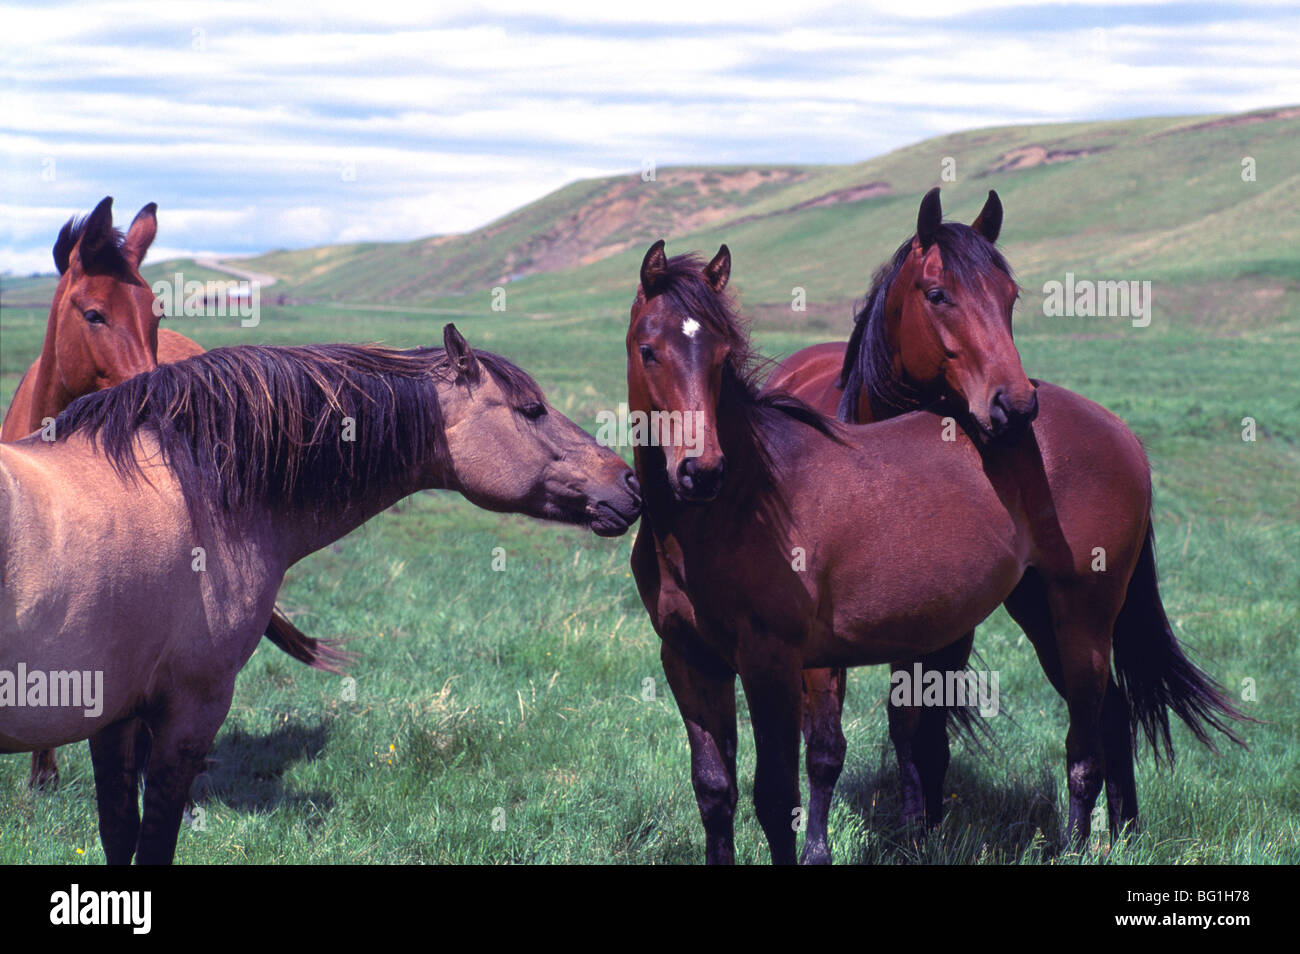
1,108,1297,864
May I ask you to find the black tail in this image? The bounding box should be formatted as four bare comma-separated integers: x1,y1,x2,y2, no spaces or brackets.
1111,523,1251,764
263,607,354,675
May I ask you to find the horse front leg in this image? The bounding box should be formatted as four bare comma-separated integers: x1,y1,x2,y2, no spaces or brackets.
740,650,805,866
134,684,234,865
88,719,146,865
660,639,739,865
800,666,846,864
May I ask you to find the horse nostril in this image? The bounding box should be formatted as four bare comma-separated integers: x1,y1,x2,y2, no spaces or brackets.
677,459,696,490
989,389,1010,430
678,458,725,497
624,471,641,498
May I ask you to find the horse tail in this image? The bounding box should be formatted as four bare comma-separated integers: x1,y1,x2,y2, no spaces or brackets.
946,650,998,756
263,607,354,674
1111,522,1251,764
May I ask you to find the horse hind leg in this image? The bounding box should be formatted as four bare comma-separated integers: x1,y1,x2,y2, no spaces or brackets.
887,631,975,831
28,748,59,792
919,632,976,825
800,666,846,865
1047,587,1118,849
1101,677,1138,840
1007,570,1132,848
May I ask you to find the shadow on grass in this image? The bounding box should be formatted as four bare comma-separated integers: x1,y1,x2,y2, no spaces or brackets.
194,720,334,818
835,751,1064,864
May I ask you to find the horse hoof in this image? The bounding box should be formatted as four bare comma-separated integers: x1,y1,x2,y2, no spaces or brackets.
28,770,60,793
800,843,833,865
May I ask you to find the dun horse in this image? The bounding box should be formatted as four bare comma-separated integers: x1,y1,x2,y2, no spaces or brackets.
0,325,641,864
1,197,340,791
627,241,1243,864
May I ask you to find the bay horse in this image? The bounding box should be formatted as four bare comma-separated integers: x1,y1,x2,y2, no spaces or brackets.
765,188,1040,859
1,196,340,791
627,241,1244,864
0,324,642,864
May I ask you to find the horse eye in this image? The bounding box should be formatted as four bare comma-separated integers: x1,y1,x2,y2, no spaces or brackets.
639,345,656,364
925,288,948,306
84,309,106,325
519,402,547,420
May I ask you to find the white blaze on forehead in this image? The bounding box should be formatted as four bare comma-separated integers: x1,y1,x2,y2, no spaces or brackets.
681,317,701,339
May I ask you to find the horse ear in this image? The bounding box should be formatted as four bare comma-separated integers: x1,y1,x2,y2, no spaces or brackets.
971,190,1002,244
122,202,158,269
77,196,116,269
917,187,942,249
443,322,480,381
640,239,668,294
704,244,730,293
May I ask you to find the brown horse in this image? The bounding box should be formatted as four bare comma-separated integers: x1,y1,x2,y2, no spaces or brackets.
627,241,1244,864
0,325,642,864
1,197,339,792
2,196,202,442
765,188,1039,859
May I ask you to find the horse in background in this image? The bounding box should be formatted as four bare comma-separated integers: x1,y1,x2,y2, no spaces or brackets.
766,188,1038,859
0,196,343,791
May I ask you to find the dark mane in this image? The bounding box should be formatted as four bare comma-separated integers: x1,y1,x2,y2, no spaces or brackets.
53,213,132,280
837,222,1015,423
652,253,840,441
51,343,543,524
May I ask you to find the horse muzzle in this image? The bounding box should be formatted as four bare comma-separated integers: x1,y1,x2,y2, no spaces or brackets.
983,386,1039,446
674,457,725,504
588,471,642,536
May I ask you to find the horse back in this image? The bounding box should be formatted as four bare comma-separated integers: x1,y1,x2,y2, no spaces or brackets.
157,327,205,363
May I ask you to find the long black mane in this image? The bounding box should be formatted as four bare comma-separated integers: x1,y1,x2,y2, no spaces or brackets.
837,223,1014,423
52,342,543,523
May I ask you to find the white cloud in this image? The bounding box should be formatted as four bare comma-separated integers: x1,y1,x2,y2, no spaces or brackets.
2,1,1298,271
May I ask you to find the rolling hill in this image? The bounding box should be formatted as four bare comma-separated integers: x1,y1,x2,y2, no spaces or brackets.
228,105,1300,324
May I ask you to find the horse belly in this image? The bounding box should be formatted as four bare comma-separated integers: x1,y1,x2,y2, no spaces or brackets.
803,450,1024,668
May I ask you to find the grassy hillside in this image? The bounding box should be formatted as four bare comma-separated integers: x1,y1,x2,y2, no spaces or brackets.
224,106,1300,321
1,106,1296,865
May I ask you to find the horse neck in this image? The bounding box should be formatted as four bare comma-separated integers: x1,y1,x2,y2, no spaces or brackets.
265,373,453,566
864,297,943,422
25,293,77,430
269,478,430,567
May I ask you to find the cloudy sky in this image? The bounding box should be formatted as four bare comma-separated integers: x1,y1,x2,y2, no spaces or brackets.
3,0,1298,274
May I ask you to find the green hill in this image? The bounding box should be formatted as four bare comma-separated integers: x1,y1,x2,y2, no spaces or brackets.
230,106,1299,328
